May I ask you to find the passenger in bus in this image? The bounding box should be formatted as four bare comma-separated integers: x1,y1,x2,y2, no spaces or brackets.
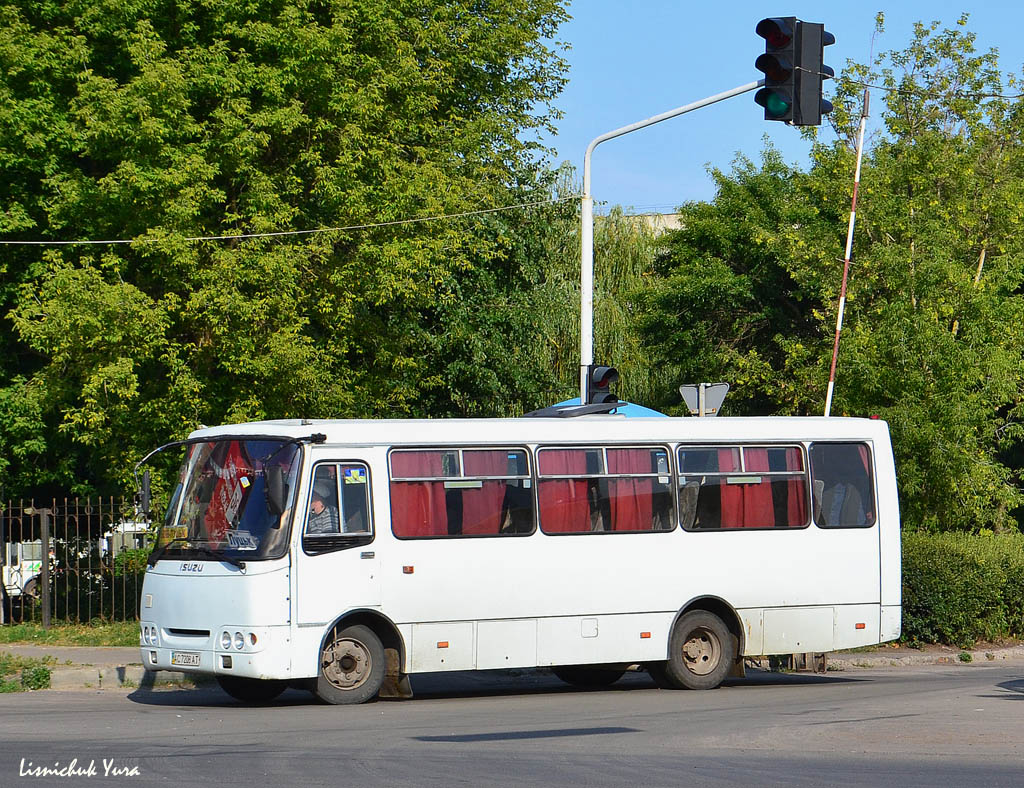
307,480,340,534
820,480,866,526
814,444,870,527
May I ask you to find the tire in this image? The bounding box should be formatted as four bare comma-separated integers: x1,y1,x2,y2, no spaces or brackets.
552,665,626,688
657,610,736,691
216,676,287,703
21,578,39,600
315,624,385,705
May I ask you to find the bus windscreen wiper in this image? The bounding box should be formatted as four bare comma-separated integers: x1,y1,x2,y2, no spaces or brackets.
147,537,246,570
147,536,189,567
190,545,246,570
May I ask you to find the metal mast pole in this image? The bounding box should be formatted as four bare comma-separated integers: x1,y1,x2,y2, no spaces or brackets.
824,89,869,417
579,80,763,402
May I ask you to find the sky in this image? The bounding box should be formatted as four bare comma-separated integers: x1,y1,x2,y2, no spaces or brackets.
541,1,1024,213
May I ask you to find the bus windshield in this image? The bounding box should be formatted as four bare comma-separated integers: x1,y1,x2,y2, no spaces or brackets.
156,439,300,562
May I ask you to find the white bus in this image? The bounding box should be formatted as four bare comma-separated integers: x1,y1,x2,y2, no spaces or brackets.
138,414,901,703
3,539,44,599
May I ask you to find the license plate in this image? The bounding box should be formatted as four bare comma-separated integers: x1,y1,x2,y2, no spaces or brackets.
171,651,201,667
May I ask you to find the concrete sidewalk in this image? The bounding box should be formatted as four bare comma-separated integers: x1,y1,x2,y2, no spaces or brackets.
0,644,193,690
4,641,1024,692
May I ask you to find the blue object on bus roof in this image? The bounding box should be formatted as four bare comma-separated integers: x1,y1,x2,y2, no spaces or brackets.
553,399,669,418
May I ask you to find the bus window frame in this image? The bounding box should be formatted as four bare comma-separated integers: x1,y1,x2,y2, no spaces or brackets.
809,441,877,530
388,446,536,540
302,460,376,555
676,442,811,532
535,444,676,536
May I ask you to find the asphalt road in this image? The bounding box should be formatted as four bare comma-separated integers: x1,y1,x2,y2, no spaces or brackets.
2,664,1022,787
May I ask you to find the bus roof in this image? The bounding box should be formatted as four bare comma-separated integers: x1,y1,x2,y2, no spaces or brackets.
187,416,890,447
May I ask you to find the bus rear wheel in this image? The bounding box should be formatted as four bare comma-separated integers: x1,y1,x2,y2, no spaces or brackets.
316,624,385,705
216,676,287,703
552,665,626,688
652,610,735,691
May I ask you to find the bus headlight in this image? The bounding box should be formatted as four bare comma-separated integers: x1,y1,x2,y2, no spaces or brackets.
221,631,232,650
234,632,244,650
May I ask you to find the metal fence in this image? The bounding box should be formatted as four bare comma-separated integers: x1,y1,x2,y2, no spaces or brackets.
1,497,151,626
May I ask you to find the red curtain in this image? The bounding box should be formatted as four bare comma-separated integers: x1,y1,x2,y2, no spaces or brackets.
538,450,589,533
720,448,775,529
461,451,510,535
390,452,447,537
203,441,251,543
606,449,653,532
719,448,743,528
742,449,774,528
785,447,808,526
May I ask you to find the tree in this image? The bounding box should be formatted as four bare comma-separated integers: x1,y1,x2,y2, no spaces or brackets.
0,0,569,496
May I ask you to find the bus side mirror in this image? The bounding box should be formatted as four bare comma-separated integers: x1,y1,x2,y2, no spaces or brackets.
136,470,152,519
266,466,287,520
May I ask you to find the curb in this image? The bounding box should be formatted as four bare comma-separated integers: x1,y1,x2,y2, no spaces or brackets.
826,645,1024,670
47,665,195,691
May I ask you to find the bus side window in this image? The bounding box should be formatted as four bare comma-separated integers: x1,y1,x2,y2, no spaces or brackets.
340,465,371,533
678,445,808,529
538,446,672,534
390,448,534,538
810,443,875,528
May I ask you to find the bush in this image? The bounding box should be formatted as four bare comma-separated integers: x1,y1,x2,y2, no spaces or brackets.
902,531,1024,647
20,666,51,690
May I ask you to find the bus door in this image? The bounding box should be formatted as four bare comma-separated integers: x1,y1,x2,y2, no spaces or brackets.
295,460,381,625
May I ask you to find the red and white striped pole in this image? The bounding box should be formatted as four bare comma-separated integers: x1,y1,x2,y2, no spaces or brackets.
824,89,869,417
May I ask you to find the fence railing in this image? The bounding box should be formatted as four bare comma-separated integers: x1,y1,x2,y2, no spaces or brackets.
1,497,151,626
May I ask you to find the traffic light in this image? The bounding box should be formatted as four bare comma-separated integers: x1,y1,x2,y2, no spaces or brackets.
586,365,619,405
755,17,834,126
754,17,796,123
795,22,835,126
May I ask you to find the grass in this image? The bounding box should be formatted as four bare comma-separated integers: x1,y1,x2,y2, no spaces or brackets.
0,653,55,692
0,620,138,647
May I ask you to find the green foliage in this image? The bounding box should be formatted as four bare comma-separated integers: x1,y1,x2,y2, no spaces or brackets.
902,531,1024,647
499,166,671,407
0,653,54,691
0,0,569,496
113,548,150,576
20,665,51,690
0,621,139,646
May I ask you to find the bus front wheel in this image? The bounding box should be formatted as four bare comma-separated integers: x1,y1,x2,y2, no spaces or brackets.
316,624,385,705
652,610,735,691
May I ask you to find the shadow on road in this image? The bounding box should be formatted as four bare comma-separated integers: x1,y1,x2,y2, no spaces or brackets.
126,666,863,707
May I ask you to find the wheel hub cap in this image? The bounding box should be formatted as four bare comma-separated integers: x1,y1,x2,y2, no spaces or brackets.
323,637,370,690
681,628,719,676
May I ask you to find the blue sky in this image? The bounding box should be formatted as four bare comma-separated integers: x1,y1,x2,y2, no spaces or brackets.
541,2,1024,213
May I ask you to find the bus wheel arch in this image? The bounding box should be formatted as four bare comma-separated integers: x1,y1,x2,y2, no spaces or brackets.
650,597,743,690
316,611,408,704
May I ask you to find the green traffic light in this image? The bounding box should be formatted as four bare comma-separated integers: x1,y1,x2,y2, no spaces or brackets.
754,88,791,120
763,92,790,118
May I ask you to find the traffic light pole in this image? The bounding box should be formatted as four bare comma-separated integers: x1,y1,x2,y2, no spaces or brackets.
579,79,764,402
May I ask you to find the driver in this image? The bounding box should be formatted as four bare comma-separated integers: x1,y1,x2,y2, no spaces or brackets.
307,480,340,534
